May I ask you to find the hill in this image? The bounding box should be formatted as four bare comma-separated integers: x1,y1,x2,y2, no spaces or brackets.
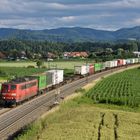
0,26,140,42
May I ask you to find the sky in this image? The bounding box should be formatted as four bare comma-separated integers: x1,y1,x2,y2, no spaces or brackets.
0,0,140,30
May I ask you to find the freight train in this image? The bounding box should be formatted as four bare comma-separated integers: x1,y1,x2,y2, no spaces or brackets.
1,58,140,106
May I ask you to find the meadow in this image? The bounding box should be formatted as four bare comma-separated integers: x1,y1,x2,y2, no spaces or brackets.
0,67,47,81
0,60,94,69
86,68,140,107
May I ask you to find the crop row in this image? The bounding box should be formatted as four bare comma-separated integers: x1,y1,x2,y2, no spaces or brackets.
86,68,140,107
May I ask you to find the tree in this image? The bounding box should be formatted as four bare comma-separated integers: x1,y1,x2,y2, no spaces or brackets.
36,60,44,68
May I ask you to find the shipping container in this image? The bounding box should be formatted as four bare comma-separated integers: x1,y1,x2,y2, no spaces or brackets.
101,63,106,70
134,58,139,63
46,72,53,87
105,61,113,68
94,63,102,72
89,64,94,75
122,59,126,65
47,70,64,85
126,59,131,64
74,65,89,75
138,58,140,63
113,60,118,67
32,73,47,91
130,58,135,64
117,59,123,66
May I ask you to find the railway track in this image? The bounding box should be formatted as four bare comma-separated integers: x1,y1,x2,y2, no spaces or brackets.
0,108,10,116
0,65,139,140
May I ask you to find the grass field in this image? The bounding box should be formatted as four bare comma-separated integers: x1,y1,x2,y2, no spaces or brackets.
86,68,140,107
0,67,47,80
15,68,140,140
15,98,140,140
0,60,94,69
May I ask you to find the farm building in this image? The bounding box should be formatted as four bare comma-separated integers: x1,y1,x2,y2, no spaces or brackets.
63,52,89,59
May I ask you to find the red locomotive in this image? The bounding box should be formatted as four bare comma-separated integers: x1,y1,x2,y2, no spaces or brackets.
1,77,38,105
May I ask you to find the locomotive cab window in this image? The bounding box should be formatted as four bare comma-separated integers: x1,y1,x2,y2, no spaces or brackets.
2,85,9,92
11,85,16,90
21,84,26,90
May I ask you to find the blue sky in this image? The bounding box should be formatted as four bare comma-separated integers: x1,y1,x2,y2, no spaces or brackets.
0,0,140,30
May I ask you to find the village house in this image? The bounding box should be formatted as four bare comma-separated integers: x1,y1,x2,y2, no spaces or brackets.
63,52,89,59
0,52,6,59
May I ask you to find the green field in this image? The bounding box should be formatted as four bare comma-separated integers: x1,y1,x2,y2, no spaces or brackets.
0,67,47,80
86,68,140,107
15,97,140,140
0,60,94,69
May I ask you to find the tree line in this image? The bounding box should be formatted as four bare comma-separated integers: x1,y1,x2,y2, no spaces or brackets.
0,39,139,60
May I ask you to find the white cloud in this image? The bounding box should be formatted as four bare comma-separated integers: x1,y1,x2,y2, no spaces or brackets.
58,16,75,22
0,0,139,30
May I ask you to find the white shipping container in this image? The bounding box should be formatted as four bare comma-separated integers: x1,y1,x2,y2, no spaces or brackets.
74,65,89,75
122,59,126,65
47,70,64,85
131,59,135,64
105,61,114,68
135,58,139,63
112,60,118,67
126,59,131,64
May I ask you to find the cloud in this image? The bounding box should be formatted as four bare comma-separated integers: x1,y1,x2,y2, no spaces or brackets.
0,0,139,30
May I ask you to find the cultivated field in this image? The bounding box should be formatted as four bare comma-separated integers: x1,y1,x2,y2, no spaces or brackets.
0,60,94,69
41,105,140,140
87,68,140,107
15,100,140,140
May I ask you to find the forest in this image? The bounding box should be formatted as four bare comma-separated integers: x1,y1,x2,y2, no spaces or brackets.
0,39,139,60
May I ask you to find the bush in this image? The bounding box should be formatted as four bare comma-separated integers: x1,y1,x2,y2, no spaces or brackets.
27,65,35,68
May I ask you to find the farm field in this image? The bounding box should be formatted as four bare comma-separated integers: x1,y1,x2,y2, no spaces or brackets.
87,68,140,107
0,67,47,80
15,99,140,140
0,60,94,69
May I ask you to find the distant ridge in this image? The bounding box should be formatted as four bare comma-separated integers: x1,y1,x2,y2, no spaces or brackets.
0,26,140,42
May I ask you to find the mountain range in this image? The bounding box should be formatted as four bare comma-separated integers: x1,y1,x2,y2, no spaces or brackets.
0,26,140,42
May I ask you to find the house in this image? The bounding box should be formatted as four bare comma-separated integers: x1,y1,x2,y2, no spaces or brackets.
47,52,57,59
0,52,6,59
64,52,88,59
